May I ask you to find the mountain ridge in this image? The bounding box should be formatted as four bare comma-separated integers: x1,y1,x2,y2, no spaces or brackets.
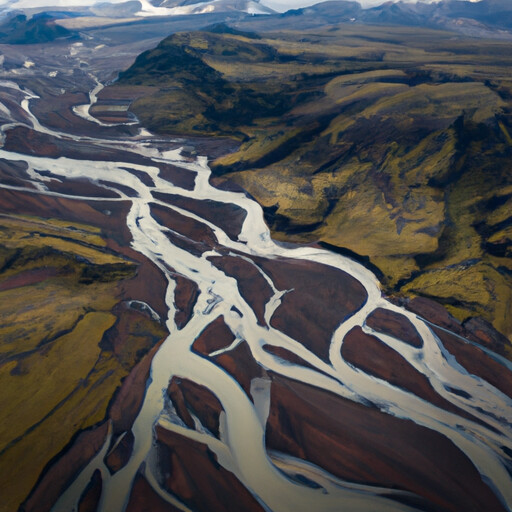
109,22,512,347
2,0,512,41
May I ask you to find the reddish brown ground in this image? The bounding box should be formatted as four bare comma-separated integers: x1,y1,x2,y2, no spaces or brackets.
262,344,318,371
0,158,34,187
342,327,493,429
191,315,235,356
23,334,165,510
20,423,109,512
0,189,133,245
31,91,89,131
119,258,168,322
30,92,132,138
155,427,265,512
102,307,163,360
78,469,102,512
156,163,196,191
266,374,506,512
108,339,164,435
0,188,169,319
44,178,122,199
3,126,196,190
209,255,273,326
153,192,247,241
173,275,199,329
4,125,60,157
463,317,511,358
168,377,223,438
433,327,512,400
366,308,423,348
402,296,512,399
0,267,61,292
0,93,27,124
252,255,367,362
405,297,465,336
105,431,135,475
150,203,218,254
126,471,182,512
213,342,267,400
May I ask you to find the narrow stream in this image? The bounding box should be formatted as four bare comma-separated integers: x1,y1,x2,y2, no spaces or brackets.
0,80,511,512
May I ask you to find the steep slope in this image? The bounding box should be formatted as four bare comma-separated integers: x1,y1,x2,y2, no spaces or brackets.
109,22,512,347
0,13,76,44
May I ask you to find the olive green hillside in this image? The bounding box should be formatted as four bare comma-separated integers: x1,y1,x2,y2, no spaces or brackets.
0,213,167,511
111,23,512,348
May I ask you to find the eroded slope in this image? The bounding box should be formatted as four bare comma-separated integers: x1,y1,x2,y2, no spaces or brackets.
109,23,512,345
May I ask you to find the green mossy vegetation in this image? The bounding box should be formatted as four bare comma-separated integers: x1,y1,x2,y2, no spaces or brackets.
0,214,167,511
113,23,512,345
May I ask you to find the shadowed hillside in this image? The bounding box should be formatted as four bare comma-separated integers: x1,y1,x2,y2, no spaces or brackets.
110,23,512,347
0,13,76,44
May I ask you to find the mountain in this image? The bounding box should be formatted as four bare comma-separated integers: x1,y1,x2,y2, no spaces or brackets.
2,0,512,40
0,5,511,512
0,0,275,18
361,0,512,32
273,0,512,36
0,12,76,43
110,22,512,346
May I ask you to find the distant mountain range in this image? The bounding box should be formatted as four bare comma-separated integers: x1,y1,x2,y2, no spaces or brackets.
0,12,75,44
277,0,512,37
109,19,512,341
1,0,512,41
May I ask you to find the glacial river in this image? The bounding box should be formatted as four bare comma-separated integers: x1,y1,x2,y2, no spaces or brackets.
0,79,511,512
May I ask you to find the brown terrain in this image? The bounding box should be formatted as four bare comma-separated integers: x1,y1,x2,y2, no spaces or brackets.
0,16,511,512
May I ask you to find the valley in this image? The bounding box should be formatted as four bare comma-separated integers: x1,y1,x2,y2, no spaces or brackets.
109,21,512,346
0,3,511,512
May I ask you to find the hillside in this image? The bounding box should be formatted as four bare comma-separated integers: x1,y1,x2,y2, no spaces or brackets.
109,22,512,348
0,13,75,44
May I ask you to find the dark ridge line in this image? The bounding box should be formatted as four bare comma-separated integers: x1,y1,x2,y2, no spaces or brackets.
317,241,385,281
420,318,512,373
0,312,86,368
34,232,136,263
0,347,105,461
408,290,484,311
19,333,168,511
